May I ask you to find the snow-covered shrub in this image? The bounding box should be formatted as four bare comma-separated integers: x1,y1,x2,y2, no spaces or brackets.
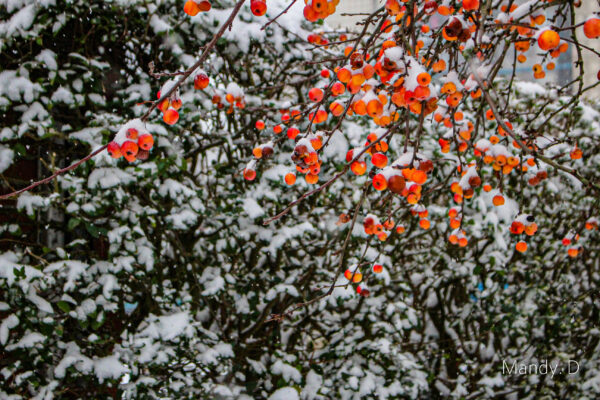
1,1,600,399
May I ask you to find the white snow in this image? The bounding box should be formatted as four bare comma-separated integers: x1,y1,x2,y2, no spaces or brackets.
269,387,299,400
243,198,265,219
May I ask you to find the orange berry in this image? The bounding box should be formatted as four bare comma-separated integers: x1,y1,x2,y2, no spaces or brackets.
308,87,324,102
441,82,456,94
158,99,170,113
305,173,319,184
419,219,430,229
184,0,201,16
432,59,446,72
568,248,579,258
450,218,461,229
524,223,538,236
107,142,122,158
243,168,256,181
411,170,427,185
331,83,346,98
383,219,395,230
351,161,367,176
372,174,388,191
137,134,154,151
371,153,388,168
194,73,209,90
126,128,139,140
510,221,524,235
538,30,560,51
255,120,265,130
407,193,419,204
337,67,351,83
352,272,363,283
284,173,296,185
583,18,600,39
121,141,139,162
367,99,383,118
462,0,479,11
417,72,431,86
251,0,267,16
287,127,299,140
311,109,328,124
329,101,345,116
492,194,505,206
163,109,179,125
446,91,463,108
515,241,527,253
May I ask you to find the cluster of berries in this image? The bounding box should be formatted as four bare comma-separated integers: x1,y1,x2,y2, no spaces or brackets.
510,214,538,253
363,214,396,242
107,119,155,162
288,137,323,185
183,0,211,16
212,82,246,113
303,0,339,22
344,263,384,297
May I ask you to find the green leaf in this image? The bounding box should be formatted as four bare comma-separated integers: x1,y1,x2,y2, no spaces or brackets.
14,143,27,156
57,301,71,313
92,318,104,330
68,218,81,231
85,223,99,238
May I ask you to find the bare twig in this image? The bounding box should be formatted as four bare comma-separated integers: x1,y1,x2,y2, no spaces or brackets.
267,183,369,322
261,0,297,31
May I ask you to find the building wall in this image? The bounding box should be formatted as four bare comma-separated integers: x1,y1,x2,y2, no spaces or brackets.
574,1,600,99
327,0,380,31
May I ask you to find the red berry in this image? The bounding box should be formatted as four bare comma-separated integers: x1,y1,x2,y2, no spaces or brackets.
194,73,209,90
121,141,138,162
107,142,122,158
126,128,138,140
138,134,154,151
163,109,179,125
251,0,267,16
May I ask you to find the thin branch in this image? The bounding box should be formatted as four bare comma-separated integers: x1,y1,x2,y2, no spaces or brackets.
0,145,107,200
473,73,600,193
266,183,369,322
261,0,297,31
